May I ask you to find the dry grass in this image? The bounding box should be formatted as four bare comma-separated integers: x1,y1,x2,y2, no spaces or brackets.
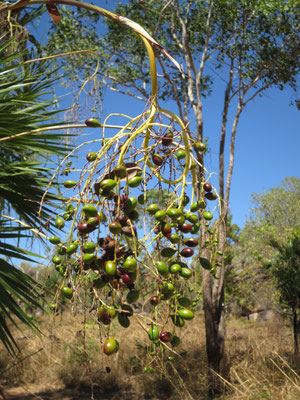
0,313,299,400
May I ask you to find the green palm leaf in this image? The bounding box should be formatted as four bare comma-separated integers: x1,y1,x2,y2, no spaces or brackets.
0,33,74,353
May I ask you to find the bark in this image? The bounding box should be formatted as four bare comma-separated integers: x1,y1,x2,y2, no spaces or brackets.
293,308,299,355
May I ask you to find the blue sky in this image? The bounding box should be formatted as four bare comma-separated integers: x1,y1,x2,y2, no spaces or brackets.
30,1,299,230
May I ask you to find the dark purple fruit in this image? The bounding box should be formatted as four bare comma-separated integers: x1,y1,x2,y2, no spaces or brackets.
99,307,112,325
117,215,128,226
152,154,164,166
180,248,194,258
162,131,173,146
162,223,172,237
159,332,172,343
78,222,95,236
179,223,193,233
149,296,160,306
183,238,199,248
203,182,212,192
205,192,218,201
121,225,136,237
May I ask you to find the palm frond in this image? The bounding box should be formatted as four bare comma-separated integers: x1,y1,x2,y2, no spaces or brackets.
0,258,43,354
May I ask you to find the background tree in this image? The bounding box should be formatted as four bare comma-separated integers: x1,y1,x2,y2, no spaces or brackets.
264,230,300,354
231,177,300,331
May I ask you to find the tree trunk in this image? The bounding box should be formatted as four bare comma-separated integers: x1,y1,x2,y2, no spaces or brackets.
293,308,299,355
203,270,226,395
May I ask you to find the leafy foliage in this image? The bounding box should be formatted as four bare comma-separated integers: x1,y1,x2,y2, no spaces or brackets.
265,230,300,312
0,33,72,353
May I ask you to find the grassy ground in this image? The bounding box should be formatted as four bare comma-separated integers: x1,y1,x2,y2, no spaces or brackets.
0,313,299,400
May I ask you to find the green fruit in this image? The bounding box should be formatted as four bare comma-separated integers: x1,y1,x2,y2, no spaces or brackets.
161,282,174,295
83,242,96,253
125,196,137,213
191,223,200,234
103,337,119,355
121,304,133,317
105,261,117,276
147,204,160,215
86,151,97,161
148,325,159,341
171,314,185,327
66,243,78,255
171,335,180,347
190,201,201,212
126,290,139,304
49,236,60,245
180,267,193,279
127,210,139,221
62,286,73,299
114,165,127,178
100,179,117,191
123,256,137,272
118,313,130,328
217,250,223,256
101,138,110,146
128,176,142,187
176,215,186,225
63,180,77,189
85,117,101,127
203,211,213,220
183,195,190,206
169,263,182,274
178,309,194,320
63,211,73,221
55,217,65,229
58,246,66,255
52,255,62,265
166,208,183,219
109,221,122,234
169,233,180,244
194,142,207,152
138,193,147,205
185,213,198,223
93,277,106,289
87,216,101,227
160,291,173,301
200,257,212,270
83,253,96,265
176,149,186,160
178,297,192,307
156,261,169,277
161,247,176,258
154,210,166,222
82,204,98,217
